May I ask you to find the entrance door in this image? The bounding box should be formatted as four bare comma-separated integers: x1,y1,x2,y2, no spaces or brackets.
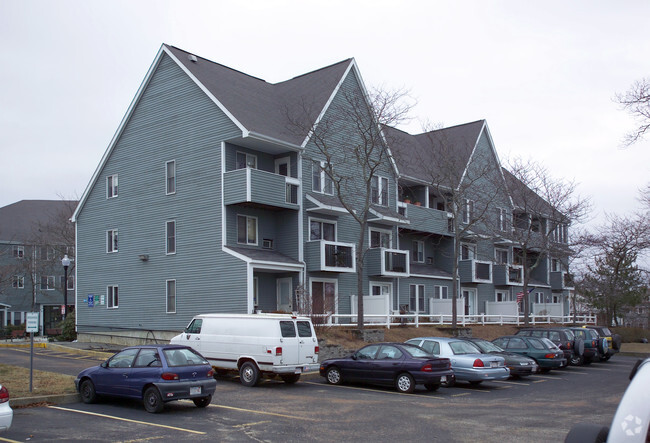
311,280,336,324
462,288,477,315
277,278,293,312
275,157,290,176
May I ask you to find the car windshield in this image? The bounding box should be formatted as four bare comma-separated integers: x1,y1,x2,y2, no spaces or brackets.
403,345,433,358
449,341,480,355
601,327,612,336
163,348,209,366
562,329,575,339
472,340,503,352
540,338,559,349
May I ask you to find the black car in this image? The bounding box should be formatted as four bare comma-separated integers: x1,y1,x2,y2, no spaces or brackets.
515,327,584,366
319,342,454,393
461,337,539,377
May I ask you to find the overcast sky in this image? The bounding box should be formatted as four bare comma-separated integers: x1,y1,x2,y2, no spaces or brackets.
1,0,649,230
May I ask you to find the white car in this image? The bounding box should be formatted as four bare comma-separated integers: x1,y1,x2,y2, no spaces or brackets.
0,384,13,432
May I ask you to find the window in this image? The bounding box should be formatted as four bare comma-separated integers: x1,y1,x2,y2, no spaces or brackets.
12,276,24,289
552,295,559,304
496,291,513,302
13,245,24,258
166,160,176,194
412,240,424,263
60,275,74,290
185,318,202,334
370,229,391,248
371,283,391,297
253,277,259,308
285,183,298,204
371,176,389,206
495,249,509,265
309,219,335,241
134,349,161,368
107,229,118,253
312,161,333,195
38,246,52,260
297,321,313,337
236,151,257,169
551,258,560,272
410,284,425,312
107,174,118,198
496,207,508,231
107,348,138,368
166,280,176,314
107,285,118,309
40,275,55,290
166,221,176,254
461,243,476,260
434,286,449,299
462,199,474,224
534,292,545,304
237,215,257,245
280,321,297,337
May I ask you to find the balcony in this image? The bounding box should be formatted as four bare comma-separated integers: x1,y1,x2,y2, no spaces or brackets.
459,260,492,283
305,240,356,273
366,248,410,277
550,271,574,291
493,264,523,286
400,203,452,236
223,168,300,210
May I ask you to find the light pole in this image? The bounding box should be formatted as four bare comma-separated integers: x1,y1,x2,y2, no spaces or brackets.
62,254,71,320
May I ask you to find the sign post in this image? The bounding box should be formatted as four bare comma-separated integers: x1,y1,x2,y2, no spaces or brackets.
26,312,39,392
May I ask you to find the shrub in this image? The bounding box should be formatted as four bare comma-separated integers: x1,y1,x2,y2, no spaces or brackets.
58,310,77,341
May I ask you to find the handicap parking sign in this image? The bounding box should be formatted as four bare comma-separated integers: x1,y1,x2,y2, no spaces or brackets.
88,294,94,307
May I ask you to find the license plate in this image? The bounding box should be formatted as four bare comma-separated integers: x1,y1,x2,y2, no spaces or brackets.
521,362,529,366
490,362,498,368
441,376,447,383
294,367,302,374
190,386,201,395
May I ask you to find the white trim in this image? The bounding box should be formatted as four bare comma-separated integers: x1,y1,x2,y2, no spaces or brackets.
165,160,176,195
369,227,392,248
308,217,337,242
166,279,176,314
413,240,424,263
368,207,410,225
237,214,258,246
221,142,227,248
305,194,348,214
106,174,118,199
107,285,119,309
106,229,118,253
274,156,291,176
298,153,304,263
165,219,176,255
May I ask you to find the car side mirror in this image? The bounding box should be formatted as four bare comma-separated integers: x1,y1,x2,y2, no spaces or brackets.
351,354,357,360
101,360,109,368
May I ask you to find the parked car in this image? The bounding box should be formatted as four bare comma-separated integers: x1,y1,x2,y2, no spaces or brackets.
405,337,510,385
515,327,583,366
0,384,12,432
171,313,319,386
460,337,539,377
582,325,621,361
75,344,217,413
319,342,454,393
565,358,650,442
568,327,602,364
492,335,566,372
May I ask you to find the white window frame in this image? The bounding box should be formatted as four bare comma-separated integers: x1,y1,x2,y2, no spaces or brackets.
371,175,389,206
496,207,508,231
13,245,24,258
253,277,259,308
166,160,176,195
107,285,119,309
369,228,392,249
434,285,449,299
107,174,118,199
312,160,333,195
461,243,476,260
534,292,545,304
13,275,24,289
41,275,55,290
107,229,118,253
275,156,290,176
237,215,258,245
409,284,425,313
496,291,513,302
495,248,509,265
60,275,74,290
463,199,474,224
551,258,560,272
370,282,392,297
412,240,424,263
166,220,176,255
309,217,336,242
166,279,176,314
236,151,257,169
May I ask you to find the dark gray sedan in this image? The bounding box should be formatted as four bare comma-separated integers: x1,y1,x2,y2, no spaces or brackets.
461,337,539,377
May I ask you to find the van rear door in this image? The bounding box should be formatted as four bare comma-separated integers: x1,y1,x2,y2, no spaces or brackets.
296,320,317,364
279,320,300,366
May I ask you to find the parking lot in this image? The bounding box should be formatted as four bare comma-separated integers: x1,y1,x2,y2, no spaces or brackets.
1,349,639,443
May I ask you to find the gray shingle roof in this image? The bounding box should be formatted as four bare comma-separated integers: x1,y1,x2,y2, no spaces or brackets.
0,200,76,243
165,45,353,146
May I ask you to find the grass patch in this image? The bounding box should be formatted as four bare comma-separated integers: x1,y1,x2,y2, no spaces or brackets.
0,364,77,398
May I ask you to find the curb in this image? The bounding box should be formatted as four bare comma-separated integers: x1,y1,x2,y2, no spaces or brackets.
47,343,114,359
0,342,47,349
9,393,80,408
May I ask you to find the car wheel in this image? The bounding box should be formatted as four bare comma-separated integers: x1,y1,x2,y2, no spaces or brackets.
570,354,584,366
80,379,97,404
469,380,483,386
325,367,342,385
564,423,609,443
239,361,260,387
143,387,164,413
193,395,212,408
395,373,415,394
280,374,301,384
424,382,441,392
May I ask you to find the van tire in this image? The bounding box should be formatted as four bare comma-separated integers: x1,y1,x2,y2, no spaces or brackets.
280,374,301,384
240,361,260,387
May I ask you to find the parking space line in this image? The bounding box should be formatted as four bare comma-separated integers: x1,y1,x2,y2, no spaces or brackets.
493,380,530,386
532,379,547,383
303,381,445,398
233,420,272,428
530,375,567,380
0,436,22,443
208,404,318,421
47,406,206,434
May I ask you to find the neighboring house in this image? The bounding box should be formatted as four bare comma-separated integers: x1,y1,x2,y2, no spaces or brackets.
72,44,574,343
0,200,76,332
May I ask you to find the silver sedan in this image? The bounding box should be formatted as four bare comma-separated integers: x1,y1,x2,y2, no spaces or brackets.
406,337,510,385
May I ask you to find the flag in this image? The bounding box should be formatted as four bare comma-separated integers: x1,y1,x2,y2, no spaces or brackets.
516,287,535,303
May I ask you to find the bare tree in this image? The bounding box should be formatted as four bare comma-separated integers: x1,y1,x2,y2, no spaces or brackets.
504,158,591,325
287,86,413,330
615,77,650,147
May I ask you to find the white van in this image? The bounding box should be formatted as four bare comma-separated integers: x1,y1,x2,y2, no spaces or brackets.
170,313,319,386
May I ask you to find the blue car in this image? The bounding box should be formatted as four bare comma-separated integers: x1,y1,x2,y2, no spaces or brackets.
75,344,217,413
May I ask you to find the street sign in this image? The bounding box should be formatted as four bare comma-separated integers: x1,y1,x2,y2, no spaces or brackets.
88,294,94,307
26,312,39,333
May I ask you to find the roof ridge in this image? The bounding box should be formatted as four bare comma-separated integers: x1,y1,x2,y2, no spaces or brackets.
279,58,353,83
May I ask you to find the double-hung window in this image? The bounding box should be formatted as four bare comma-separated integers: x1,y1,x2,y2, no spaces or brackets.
166,160,176,194
495,249,509,265
107,229,118,253
434,286,449,299
107,174,118,198
236,152,257,169
13,245,24,258
461,243,476,260
12,276,24,289
166,279,176,314
371,176,389,206
41,275,55,290
370,229,391,248
496,291,513,302
462,199,474,224
60,275,74,290
496,207,508,231
410,284,425,312
312,161,333,195
107,285,118,309
166,220,176,254
310,219,335,241
237,215,257,245
412,240,424,263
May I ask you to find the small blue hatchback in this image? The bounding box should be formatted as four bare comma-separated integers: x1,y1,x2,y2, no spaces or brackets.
75,344,217,413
